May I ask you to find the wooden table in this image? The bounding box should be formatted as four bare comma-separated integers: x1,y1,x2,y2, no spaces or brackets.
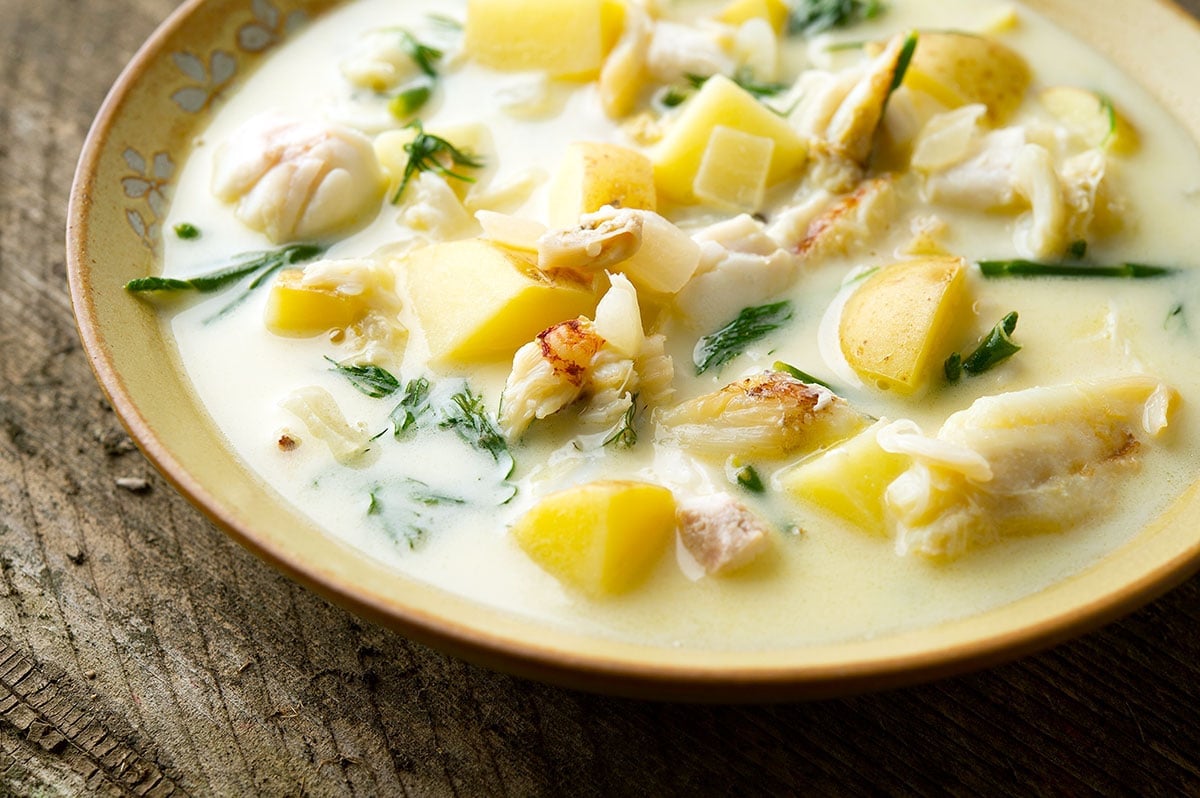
4,1,1200,794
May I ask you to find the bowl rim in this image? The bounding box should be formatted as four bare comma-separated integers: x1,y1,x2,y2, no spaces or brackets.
67,0,1200,700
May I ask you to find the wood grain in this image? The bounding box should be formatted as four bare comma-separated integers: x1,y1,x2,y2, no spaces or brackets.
3,0,1200,794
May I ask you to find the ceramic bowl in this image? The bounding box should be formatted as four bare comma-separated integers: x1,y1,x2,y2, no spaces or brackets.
68,0,1200,700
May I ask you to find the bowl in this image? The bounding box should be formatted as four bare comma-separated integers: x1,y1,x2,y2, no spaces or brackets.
68,0,1200,700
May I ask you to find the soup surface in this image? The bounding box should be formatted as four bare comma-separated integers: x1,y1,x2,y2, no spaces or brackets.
148,0,1200,649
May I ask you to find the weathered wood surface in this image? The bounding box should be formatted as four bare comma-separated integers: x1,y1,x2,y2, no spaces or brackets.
4,0,1200,794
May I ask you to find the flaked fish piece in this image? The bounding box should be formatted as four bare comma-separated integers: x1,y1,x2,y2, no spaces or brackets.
212,111,384,243
825,32,916,165
881,376,1179,560
677,493,772,575
924,126,1026,210
676,214,800,326
656,371,864,458
537,208,644,278
499,274,675,441
499,317,605,440
796,176,897,263
1012,142,1068,259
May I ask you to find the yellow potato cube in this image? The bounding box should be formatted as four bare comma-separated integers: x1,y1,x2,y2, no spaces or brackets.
548,142,657,228
264,270,366,337
465,0,619,78
653,75,807,204
779,420,910,533
839,257,970,394
716,0,789,33
1040,86,1139,155
512,480,676,596
904,32,1031,124
692,125,775,213
405,239,598,363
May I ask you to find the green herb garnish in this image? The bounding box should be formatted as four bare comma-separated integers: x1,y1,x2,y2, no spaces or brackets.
733,463,765,494
368,478,465,550
978,260,1173,279
173,222,201,240
602,397,639,449
789,0,886,36
1066,239,1088,259
694,301,794,375
427,13,463,31
397,29,443,78
888,31,918,95
388,84,433,119
1166,302,1187,333
438,386,511,469
772,361,837,392
391,120,485,204
389,377,432,438
659,86,689,108
945,311,1021,381
125,243,323,295
325,357,400,398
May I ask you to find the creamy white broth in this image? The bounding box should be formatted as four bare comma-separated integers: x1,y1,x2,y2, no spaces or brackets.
159,0,1200,649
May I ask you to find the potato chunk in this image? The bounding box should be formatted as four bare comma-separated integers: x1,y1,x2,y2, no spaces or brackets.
692,126,774,213
653,75,808,204
1040,86,1139,155
839,257,969,394
779,420,910,533
404,239,597,363
465,0,621,78
903,32,1031,124
512,480,676,596
548,142,657,228
716,0,789,33
265,269,367,337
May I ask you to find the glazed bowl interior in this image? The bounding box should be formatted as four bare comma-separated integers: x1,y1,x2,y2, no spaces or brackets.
68,0,1200,699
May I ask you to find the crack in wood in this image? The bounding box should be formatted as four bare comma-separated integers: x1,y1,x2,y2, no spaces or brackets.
0,635,183,797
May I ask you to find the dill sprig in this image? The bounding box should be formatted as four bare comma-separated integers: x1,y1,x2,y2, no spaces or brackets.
694,301,794,375
124,243,324,295
397,29,443,78
788,0,886,37
391,120,484,204
438,386,511,468
324,357,401,399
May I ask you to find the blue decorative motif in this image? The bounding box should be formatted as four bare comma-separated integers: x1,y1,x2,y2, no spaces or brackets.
124,0,309,248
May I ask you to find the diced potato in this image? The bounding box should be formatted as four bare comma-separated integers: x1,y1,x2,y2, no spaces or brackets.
1040,86,1139,155
839,256,970,394
903,32,1031,124
405,239,598,362
779,420,910,532
548,142,657,228
264,270,367,337
653,75,808,204
511,480,676,596
465,0,621,78
716,0,789,33
692,125,775,213
611,211,702,294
